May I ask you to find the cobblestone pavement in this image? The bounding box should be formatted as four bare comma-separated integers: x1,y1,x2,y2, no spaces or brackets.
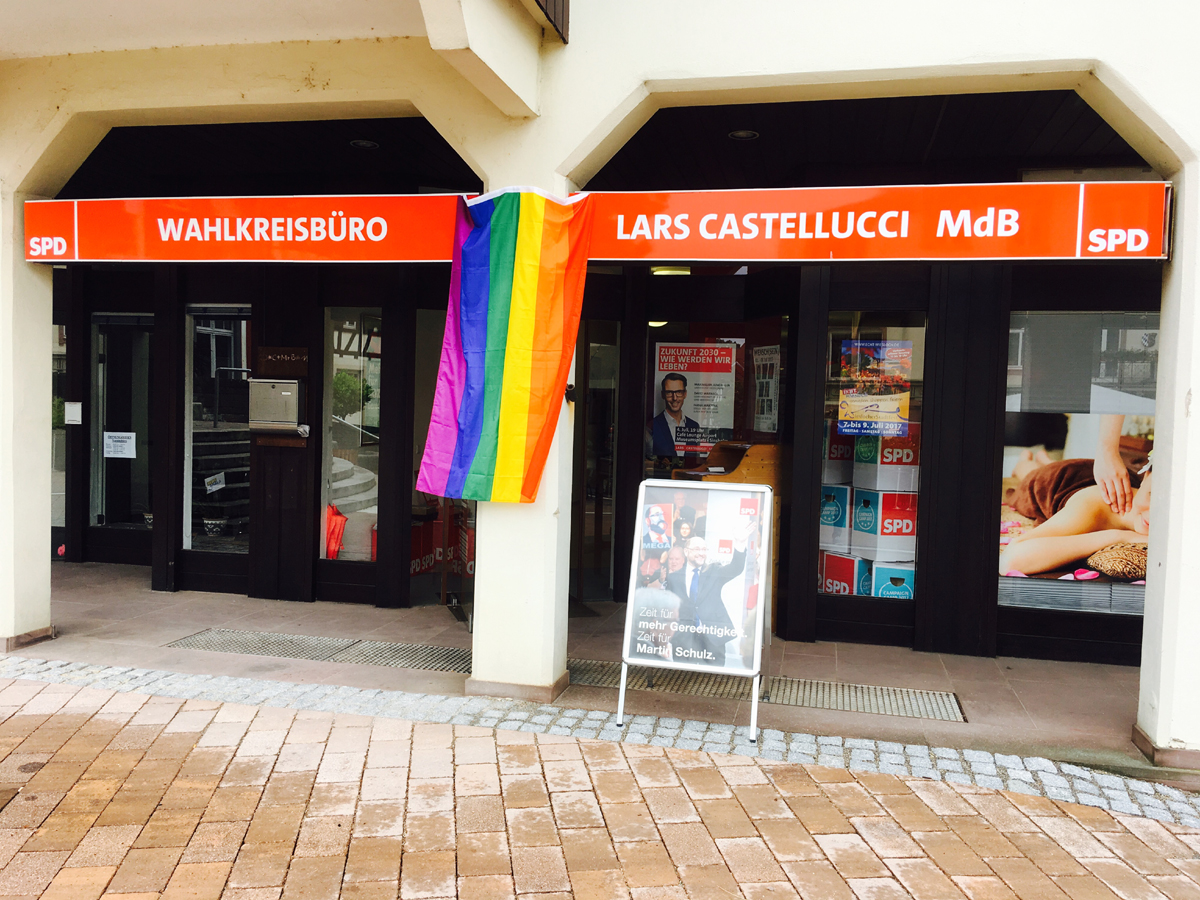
0,677,1197,900
3,655,1198,831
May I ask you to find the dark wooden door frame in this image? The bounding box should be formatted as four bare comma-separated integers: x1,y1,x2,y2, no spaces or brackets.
150,265,184,591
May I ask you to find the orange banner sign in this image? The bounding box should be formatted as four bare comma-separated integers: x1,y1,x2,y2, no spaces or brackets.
587,182,1170,262
24,195,460,263
24,182,1170,264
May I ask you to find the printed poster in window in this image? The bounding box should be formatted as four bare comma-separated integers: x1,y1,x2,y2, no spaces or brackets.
752,345,780,433
652,343,736,458
837,340,911,436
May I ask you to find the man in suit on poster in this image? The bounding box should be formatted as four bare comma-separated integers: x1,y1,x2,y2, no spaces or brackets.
665,518,754,665
651,374,701,458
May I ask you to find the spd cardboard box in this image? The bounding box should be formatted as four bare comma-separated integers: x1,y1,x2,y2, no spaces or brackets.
872,561,915,599
850,488,918,561
821,550,871,596
819,484,852,552
823,419,854,484
853,423,921,491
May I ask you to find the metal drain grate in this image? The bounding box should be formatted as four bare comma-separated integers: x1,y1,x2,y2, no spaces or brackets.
567,659,964,723
168,629,964,722
329,641,472,673
567,659,752,700
169,629,357,661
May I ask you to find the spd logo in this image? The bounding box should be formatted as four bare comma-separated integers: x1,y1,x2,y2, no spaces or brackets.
28,236,67,257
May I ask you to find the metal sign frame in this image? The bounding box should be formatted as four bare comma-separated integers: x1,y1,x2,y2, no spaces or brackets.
616,478,774,740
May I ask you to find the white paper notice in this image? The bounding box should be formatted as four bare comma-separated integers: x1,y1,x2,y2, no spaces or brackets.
205,472,226,494
102,432,136,459
752,345,781,433
63,402,82,426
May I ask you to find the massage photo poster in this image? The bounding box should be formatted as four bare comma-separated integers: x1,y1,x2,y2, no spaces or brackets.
654,342,736,454
838,340,913,436
624,479,773,678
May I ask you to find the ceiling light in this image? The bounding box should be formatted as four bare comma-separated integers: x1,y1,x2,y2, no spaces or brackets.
650,266,690,276
350,139,380,150
728,130,759,141
648,321,668,328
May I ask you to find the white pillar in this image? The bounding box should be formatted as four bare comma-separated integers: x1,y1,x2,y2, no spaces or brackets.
0,188,54,649
467,400,573,701
465,172,577,702
1135,161,1200,765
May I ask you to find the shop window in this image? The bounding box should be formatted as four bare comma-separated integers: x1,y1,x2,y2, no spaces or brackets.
183,310,252,553
90,315,154,529
411,309,476,605
998,312,1157,615
818,311,926,601
319,308,382,562
52,325,67,529
643,318,786,479
639,317,786,606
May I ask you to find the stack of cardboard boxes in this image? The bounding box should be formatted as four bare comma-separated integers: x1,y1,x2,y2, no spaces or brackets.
819,420,919,598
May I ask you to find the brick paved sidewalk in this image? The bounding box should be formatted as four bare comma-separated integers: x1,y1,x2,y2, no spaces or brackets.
0,679,1197,900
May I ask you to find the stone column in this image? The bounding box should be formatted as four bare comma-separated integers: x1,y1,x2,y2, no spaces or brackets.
1135,161,1200,766
0,188,54,649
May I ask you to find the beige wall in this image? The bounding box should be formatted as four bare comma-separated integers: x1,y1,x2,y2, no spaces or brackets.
1,0,1198,741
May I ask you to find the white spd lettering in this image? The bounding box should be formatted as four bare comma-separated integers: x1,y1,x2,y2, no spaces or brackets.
823,578,851,594
882,448,915,463
829,445,853,460
882,518,914,535
1088,228,1149,253
28,236,67,256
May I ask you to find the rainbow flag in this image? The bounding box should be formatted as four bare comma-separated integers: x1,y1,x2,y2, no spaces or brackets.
416,189,594,503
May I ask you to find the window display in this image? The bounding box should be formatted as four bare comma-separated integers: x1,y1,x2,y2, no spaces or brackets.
818,312,926,600
998,312,1156,614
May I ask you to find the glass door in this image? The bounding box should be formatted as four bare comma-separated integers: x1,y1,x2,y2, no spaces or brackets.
183,310,252,553
90,315,154,529
817,311,926,603
571,320,620,602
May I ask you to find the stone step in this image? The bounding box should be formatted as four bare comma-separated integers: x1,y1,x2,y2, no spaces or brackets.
332,488,379,515
331,456,355,484
330,467,377,501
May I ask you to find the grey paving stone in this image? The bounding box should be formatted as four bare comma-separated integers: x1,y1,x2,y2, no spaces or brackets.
1045,786,1076,802
975,775,1005,790
936,758,963,773
932,747,959,759
879,762,910,777
1039,772,1070,789
760,749,784,761
817,735,843,747
787,751,817,765
1023,757,1056,772
880,753,906,766
1007,769,1034,783
624,732,649,744
970,762,998,776
650,736,674,747
675,739,702,751
817,754,845,768
963,749,994,763
573,729,598,740
1006,780,1042,796
845,738,876,750
628,721,653,734
762,729,785,742
944,772,973,785
703,742,731,754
